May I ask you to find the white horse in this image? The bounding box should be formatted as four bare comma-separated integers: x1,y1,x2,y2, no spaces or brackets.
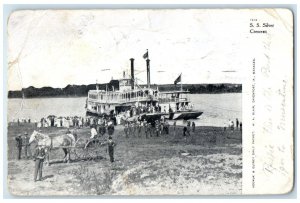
29,130,76,165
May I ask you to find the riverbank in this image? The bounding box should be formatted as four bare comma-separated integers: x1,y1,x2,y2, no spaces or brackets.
7,123,242,195
8,83,242,98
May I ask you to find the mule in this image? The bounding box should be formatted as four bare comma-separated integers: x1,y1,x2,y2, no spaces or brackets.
29,130,76,165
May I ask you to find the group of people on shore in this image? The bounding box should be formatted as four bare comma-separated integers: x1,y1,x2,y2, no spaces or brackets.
15,132,31,160
14,115,117,182
37,116,108,128
123,119,170,138
122,118,197,141
14,132,45,182
14,113,241,183
12,115,118,129
224,118,242,131
12,118,34,125
89,117,115,139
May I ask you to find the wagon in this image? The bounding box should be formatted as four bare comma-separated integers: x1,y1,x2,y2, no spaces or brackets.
70,138,107,161
44,137,107,164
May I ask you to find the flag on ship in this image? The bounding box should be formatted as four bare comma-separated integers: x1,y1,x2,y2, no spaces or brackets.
174,74,182,85
143,49,149,59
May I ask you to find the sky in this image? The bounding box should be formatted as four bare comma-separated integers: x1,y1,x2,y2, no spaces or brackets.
7,9,251,90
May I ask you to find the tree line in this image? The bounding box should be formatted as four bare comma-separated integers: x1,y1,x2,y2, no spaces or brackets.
8,82,242,98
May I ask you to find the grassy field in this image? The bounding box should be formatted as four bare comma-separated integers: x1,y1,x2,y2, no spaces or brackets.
7,123,242,196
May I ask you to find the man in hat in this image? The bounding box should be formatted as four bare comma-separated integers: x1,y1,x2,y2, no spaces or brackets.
33,145,46,181
24,132,32,159
107,136,116,163
15,134,22,160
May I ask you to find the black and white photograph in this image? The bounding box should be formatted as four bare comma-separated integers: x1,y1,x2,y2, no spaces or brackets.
5,8,293,196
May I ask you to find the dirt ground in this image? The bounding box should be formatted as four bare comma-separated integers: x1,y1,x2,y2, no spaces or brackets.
7,123,242,196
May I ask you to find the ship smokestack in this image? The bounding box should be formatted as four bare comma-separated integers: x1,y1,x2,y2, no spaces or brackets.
130,58,135,90
146,59,150,88
96,80,99,90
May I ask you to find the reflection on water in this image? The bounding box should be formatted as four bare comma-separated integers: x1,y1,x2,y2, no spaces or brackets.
8,93,241,127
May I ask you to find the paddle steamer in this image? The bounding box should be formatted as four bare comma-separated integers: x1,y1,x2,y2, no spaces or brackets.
85,53,203,122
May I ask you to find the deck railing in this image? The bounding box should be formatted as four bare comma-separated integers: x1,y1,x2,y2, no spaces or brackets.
88,91,189,104
158,97,188,103
88,92,159,104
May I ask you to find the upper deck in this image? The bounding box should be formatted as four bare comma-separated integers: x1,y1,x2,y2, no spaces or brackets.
88,88,159,105
158,90,190,103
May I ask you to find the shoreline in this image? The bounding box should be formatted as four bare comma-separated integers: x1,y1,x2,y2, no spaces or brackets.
7,123,242,195
7,92,242,99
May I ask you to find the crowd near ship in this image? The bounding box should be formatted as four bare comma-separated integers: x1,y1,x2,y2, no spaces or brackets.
85,51,203,124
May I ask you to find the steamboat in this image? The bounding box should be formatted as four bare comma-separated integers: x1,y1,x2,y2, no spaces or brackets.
85,53,203,123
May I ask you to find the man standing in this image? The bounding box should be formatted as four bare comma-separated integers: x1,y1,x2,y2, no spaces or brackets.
240,122,242,132
236,118,239,130
160,121,164,136
137,122,142,137
34,145,46,181
187,121,191,135
124,122,129,138
192,122,196,133
147,122,152,137
164,120,169,135
155,120,160,137
173,121,177,137
183,127,189,143
107,122,115,136
15,134,22,160
107,136,116,163
144,123,148,138
142,119,147,138
24,132,32,159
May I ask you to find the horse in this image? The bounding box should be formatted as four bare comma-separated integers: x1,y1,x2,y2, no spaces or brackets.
29,130,76,165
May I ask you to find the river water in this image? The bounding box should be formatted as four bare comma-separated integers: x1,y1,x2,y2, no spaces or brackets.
7,93,242,127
